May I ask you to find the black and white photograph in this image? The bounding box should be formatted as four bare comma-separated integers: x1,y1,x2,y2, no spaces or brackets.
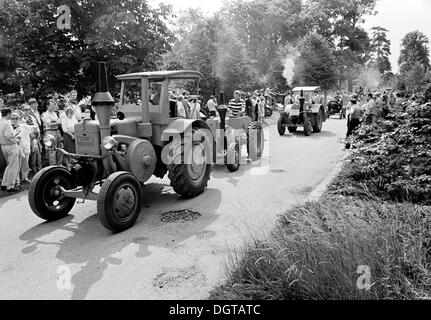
1,0,431,307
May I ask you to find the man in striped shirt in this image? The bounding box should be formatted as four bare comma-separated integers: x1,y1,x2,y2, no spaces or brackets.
228,90,245,117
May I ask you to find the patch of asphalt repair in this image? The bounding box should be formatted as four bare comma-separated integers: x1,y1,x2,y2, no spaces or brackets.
160,210,202,223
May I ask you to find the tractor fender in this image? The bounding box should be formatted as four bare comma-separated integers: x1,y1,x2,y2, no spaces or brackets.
311,105,327,122
161,119,212,142
161,119,215,166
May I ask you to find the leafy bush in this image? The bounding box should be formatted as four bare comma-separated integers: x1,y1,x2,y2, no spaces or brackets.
338,103,431,205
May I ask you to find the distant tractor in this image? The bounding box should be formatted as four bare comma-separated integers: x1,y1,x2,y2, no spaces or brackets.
206,92,264,172
327,94,346,119
277,86,327,136
28,63,213,233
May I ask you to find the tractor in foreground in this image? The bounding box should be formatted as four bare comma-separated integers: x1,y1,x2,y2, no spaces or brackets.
277,86,327,136
28,63,213,233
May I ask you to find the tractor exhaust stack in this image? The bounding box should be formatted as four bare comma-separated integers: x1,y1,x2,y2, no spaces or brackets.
218,91,227,131
92,62,115,144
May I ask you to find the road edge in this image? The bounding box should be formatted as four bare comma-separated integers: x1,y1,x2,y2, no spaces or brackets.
304,152,348,203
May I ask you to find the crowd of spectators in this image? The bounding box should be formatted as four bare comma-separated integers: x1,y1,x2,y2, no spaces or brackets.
0,90,90,194
344,87,431,149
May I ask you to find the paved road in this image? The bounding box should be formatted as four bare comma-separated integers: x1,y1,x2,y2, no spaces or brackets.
0,116,347,300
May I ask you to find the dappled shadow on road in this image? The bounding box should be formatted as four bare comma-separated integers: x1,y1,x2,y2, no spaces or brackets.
18,183,221,300
278,130,338,140
210,158,269,187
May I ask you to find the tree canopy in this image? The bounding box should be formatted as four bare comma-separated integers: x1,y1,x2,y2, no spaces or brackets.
399,30,430,74
0,0,174,97
1,0,430,99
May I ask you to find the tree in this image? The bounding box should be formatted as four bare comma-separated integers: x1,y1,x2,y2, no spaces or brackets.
370,26,391,74
399,31,430,74
0,0,174,97
219,0,304,83
293,32,337,90
306,0,377,91
403,62,427,93
161,9,219,99
214,18,258,98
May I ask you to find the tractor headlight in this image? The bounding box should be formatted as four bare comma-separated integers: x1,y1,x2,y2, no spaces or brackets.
43,134,55,147
102,136,118,150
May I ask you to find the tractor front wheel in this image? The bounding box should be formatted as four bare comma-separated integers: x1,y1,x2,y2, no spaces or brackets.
277,117,286,136
29,166,76,221
304,118,313,136
168,129,212,198
97,172,143,233
288,126,297,133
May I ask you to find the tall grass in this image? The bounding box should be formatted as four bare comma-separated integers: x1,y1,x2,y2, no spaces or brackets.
210,197,431,300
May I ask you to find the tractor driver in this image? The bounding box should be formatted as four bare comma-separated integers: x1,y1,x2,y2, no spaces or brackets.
228,90,245,117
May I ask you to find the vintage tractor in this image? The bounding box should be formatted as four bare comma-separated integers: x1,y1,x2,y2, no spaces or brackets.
206,92,264,172
327,94,345,119
28,63,213,233
277,86,327,136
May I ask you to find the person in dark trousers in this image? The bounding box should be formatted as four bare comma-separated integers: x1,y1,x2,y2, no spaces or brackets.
345,98,364,149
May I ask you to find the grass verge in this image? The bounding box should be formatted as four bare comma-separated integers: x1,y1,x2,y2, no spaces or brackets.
210,195,431,300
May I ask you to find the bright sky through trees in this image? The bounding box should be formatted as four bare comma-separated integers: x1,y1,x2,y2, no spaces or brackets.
150,0,431,72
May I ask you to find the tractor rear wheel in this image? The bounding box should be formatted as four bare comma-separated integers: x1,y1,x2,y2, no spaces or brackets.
277,117,286,136
29,166,76,221
248,122,264,161
265,107,273,117
168,128,212,198
97,172,143,233
313,110,323,133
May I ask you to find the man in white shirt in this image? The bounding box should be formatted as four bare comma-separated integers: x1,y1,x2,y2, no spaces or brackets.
12,113,35,184
206,96,217,118
365,93,378,125
176,96,187,118
42,100,62,165
65,90,82,122
0,108,20,193
28,98,43,133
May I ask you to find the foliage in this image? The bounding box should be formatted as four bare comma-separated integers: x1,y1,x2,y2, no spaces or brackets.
370,26,392,74
293,32,337,90
403,63,428,92
332,105,431,205
0,0,174,97
399,31,430,74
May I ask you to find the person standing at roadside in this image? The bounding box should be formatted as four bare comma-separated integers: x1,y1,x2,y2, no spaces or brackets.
28,98,43,134
0,98,4,118
206,95,218,118
42,100,63,165
176,96,187,119
0,108,21,193
65,89,82,122
189,98,201,119
364,93,378,125
345,98,365,149
11,112,34,184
